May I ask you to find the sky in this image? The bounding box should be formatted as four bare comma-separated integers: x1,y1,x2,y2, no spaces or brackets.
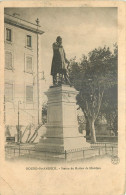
5,7,117,86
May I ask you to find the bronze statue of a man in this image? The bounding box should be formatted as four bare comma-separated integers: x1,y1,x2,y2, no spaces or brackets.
51,36,70,86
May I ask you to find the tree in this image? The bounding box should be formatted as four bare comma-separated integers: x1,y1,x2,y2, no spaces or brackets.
21,102,48,143
42,102,47,124
69,45,117,143
27,102,48,143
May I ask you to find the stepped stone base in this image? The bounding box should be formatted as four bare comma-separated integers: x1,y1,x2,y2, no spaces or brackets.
36,85,90,153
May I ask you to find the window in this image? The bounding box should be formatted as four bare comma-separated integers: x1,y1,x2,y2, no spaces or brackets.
27,35,32,47
5,51,13,70
26,85,33,103
6,28,12,42
5,83,13,102
26,56,33,73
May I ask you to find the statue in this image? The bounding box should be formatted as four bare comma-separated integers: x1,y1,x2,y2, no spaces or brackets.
51,36,71,86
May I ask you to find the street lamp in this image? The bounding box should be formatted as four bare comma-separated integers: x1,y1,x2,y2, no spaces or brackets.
32,71,46,125
17,100,21,144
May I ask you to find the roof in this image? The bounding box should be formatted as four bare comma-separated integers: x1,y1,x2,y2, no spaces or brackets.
4,13,44,35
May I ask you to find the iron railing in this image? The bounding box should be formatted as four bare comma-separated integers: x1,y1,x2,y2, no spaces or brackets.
5,143,118,162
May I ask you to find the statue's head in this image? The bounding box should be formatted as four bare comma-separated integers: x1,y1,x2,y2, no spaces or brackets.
56,36,62,45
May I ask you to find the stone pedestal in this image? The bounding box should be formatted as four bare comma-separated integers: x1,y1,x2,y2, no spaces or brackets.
36,85,90,152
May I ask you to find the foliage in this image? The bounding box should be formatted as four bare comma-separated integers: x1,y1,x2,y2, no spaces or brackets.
68,44,118,143
77,115,86,134
42,102,47,124
100,85,118,135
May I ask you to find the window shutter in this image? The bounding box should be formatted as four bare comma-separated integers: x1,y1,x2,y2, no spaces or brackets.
26,56,32,73
27,35,32,47
6,28,11,41
5,83,13,101
5,52,12,69
26,86,33,102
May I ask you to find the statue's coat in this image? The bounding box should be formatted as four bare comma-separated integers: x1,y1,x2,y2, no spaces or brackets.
51,42,68,76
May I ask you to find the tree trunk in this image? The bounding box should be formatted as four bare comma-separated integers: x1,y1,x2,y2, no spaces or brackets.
83,110,90,136
89,119,96,143
86,118,90,136
28,124,43,143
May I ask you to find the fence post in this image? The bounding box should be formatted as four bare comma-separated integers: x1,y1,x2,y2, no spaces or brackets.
112,146,113,156
105,143,107,154
19,144,20,156
65,150,67,161
14,148,15,156
99,148,100,156
83,150,85,158
29,149,30,157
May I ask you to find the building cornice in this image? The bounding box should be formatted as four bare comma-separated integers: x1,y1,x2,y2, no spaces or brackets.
5,17,44,35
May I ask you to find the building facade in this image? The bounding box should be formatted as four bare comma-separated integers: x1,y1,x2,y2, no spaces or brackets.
4,13,44,142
